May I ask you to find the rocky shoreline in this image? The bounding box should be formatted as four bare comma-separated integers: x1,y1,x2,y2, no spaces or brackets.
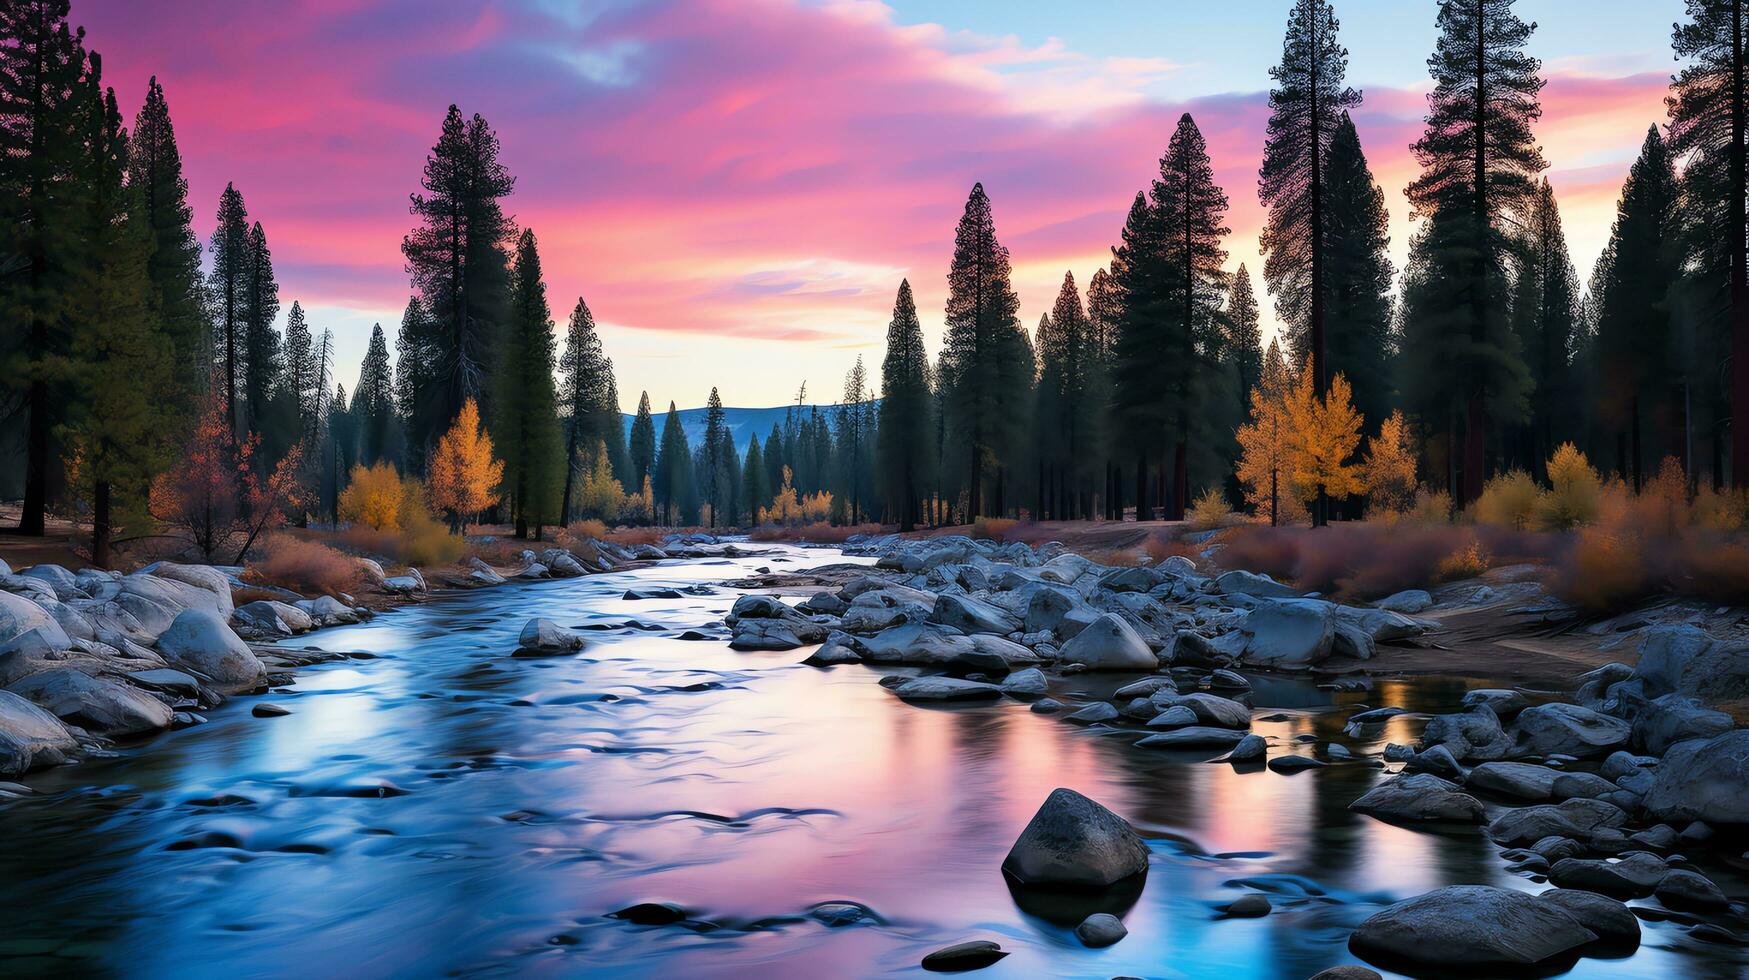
0,533,749,785
720,532,1749,976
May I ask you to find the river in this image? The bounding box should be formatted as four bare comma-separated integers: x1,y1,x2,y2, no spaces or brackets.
0,544,1740,978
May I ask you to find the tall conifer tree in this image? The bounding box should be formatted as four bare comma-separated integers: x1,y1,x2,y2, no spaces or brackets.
128,76,205,401
1509,177,1580,476
242,219,280,439
876,280,933,530
1405,0,1544,503
207,183,250,437
355,323,398,468
629,391,657,491
495,229,563,538
1322,112,1396,430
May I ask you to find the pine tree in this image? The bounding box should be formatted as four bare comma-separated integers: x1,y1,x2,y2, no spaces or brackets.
1592,126,1683,490
938,182,1029,517
1086,266,1122,518
742,434,768,525
495,229,563,538
655,400,692,525
1322,113,1396,431
128,76,206,403
700,387,729,527
64,63,171,566
1405,0,1544,503
837,357,874,523
1259,0,1360,394
558,297,621,524
1509,177,1580,477
1110,190,1169,519
242,219,280,439
282,301,314,435
629,391,656,490
402,105,516,455
764,421,786,501
876,279,932,529
355,323,399,467
0,1,87,535
207,183,250,437
393,295,438,470
1154,113,1231,520
1225,264,1264,420
1669,0,1749,486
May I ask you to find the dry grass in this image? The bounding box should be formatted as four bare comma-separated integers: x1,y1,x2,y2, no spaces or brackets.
567,518,609,541
1143,530,1205,567
243,534,364,597
969,517,1022,541
603,526,665,548
1216,523,1551,600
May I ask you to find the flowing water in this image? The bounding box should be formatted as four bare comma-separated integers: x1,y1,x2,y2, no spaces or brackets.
1,545,1743,979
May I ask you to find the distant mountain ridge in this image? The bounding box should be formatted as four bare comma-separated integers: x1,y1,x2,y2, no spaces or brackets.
620,404,861,450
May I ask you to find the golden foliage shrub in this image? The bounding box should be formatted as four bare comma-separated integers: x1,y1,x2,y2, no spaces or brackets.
1435,537,1490,581
1475,469,1540,529
1536,443,1603,530
339,462,407,531
1362,410,1419,515
1184,488,1233,531
1557,527,1649,613
970,516,1020,541
568,518,609,541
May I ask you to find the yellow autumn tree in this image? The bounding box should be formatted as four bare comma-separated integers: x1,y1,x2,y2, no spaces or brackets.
576,440,624,521
1235,340,1298,526
760,465,804,525
1284,363,1364,509
339,461,407,530
1362,410,1418,516
427,398,504,531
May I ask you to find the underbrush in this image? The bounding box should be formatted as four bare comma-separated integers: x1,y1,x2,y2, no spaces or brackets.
747,521,882,543
244,534,364,597
1218,523,1552,600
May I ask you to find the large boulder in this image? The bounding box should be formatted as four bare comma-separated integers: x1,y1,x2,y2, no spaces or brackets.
1154,691,1251,729
1349,885,1597,974
1466,761,1563,800
1135,727,1250,749
1421,705,1513,761
1631,694,1732,755
0,591,71,653
1512,702,1632,758
1535,890,1640,948
1056,614,1157,671
1376,589,1433,614
1350,773,1485,823
153,609,267,694
1001,788,1149,889
841,590,934,633
1241,599,1335,668
858,624,978,665
927,594,1019,636
147,563,235,617
1548,851,1669,897
884,676,1003,701
5,667,174,737
1487,798,1627,846
1634,624,1749,704
1644,730,1749,825
1024,587,1100,639
0,690,80,775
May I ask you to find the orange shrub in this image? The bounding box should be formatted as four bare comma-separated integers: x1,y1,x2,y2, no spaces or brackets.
1143,531,1203,567
604,526,664,547
1669,533,1749,605
969,517,1021,541
244,534,364,597
747,521,882,543
1555,526,1650,613
567,518,609,541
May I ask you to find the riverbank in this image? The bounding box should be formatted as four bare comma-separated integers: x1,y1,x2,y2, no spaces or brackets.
714,531,1749,976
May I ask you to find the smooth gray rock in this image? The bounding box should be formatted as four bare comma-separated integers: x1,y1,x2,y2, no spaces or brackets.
1269,754,1327,774
1074,912,1127,947
1241,598,1335,667
1155,691,1251,729
1655,869,1729,911
1002,787,1149,889
920,940,1007,972
154,609,266,694
1487,798,1627,846
1375,589,1433,614
856,624,976,665
1632,694,1732,756
1350,773,1485,823
1348,885,1598,973
5,667,173,737
887,676,1004,702
1224,894,1272,917
1136,727,1249,750
1226,733,1267,762
1065,702,1120,724
1634,624,1749,704
1215,570,1301,599
147,563,235,617
1056,613,1157,671
0,689,80,775
1549,851,1668,897
0,591,71,654
928,594,1018,636
1536,889,1640,947
1513,702,1632,758
1024,587,1100,638
1404,744,1467,781
1461,688,1529,717
1467,761,1563,800
1147,705,1199,729
1645,730,1749,825
517,618,585,653
1000,667,1048,697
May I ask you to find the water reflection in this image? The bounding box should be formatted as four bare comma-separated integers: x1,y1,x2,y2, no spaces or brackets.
0,546,1736,978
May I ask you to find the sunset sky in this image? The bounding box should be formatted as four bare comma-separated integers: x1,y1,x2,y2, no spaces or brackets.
74,0,1681,411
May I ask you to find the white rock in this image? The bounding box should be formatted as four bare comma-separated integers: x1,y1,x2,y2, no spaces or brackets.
154,609,267,694
1057,614,1157,671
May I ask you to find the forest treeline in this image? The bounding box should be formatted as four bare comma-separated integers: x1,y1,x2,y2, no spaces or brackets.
4,0,1749,563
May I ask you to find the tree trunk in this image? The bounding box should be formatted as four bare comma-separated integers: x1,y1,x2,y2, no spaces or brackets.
1134,452,1148,522
1734,0,1749,487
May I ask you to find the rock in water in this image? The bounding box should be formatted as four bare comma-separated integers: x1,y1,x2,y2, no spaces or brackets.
1002,787,1149,889
1349,885,1597,974
154,608,267,694
1074,912,1127,947
5,667,174,737
1241,599,1335,667
1535,889,1639,949
1548,851,1668,897
517,618,585,654
1349,773,1485,824
921,941,1007,972
1226,733,1267,763
1056,614,1157,671
1654,869,1729,911
1223,894,1272,917
1309,969,1383,980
